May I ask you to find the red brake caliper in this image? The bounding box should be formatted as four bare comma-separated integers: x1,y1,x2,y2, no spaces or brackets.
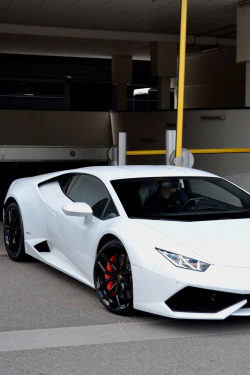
105,255,116,296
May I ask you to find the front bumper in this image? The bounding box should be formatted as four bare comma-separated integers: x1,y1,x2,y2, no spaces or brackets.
132,262,250,320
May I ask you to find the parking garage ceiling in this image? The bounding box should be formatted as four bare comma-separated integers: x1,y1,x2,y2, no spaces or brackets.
0,0,240,59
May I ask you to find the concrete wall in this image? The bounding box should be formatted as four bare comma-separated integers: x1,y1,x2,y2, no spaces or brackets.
237,4,250,63
111,109,250,178
182,109,250,177
1,108,250,181
110,110,177,165
0,110,112,146
181,48,245,108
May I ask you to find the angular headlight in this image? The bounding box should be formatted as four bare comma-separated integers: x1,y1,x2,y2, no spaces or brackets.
156,248,210,272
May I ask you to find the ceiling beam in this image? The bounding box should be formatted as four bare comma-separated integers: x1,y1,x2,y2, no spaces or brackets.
0,24,236,47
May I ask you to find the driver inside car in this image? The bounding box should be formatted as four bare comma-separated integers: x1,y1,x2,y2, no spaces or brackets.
144,179,188,214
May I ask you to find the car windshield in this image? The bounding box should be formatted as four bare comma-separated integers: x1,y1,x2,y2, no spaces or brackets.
111,176,250,221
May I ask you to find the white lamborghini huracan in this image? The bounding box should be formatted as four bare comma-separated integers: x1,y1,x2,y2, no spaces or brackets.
4,165,250,320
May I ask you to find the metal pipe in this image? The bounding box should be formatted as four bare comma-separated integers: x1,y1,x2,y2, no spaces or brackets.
190,148,250,154
126,148,250,156
126,150,166,156
166,130,176,165
118,132,127,165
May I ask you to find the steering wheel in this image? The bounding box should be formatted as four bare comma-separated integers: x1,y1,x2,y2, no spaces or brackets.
181,197,207,210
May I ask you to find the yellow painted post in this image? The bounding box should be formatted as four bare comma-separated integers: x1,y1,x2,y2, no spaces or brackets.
175,0,188,165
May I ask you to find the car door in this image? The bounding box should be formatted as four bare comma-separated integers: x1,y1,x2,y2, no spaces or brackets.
56,173,118,282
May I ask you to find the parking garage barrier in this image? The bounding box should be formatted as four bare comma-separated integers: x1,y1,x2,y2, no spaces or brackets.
116,132,250,166
126,148,250,156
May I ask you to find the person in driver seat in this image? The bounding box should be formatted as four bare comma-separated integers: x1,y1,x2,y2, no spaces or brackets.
144,179,187,214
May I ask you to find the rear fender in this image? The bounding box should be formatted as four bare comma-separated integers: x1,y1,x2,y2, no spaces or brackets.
4,179,47,242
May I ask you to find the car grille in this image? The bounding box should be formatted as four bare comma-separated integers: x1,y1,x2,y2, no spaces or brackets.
166,287,250,313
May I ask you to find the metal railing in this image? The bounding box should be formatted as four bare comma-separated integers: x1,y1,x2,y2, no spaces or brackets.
126,148,250,156
110,132,250,166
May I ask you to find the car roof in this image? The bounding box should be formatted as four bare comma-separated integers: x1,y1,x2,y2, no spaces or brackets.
28,165,219,186
72,165,218,183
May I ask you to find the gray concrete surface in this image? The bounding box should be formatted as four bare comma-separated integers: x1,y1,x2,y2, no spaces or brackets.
2,221,250,374
0,222,5,255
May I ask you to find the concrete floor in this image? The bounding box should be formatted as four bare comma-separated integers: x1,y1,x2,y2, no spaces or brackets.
0,221,5,255
2,221,250,374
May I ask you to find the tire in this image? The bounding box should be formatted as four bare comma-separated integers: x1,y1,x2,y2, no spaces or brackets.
4,202,27,261
94,239,133,315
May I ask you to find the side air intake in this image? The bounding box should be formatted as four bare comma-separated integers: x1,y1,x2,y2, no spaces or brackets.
34,241,50,253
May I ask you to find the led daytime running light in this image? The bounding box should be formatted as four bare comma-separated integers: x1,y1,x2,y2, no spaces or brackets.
156,248,210,272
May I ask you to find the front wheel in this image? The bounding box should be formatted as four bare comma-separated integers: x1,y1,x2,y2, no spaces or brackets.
4,202,27,261
94,239,133,315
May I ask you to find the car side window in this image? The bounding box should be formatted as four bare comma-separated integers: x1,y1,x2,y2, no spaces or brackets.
59,174,79,194
62,174,118,220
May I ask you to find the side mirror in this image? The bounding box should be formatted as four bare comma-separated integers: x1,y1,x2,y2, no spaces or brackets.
62,202,93,217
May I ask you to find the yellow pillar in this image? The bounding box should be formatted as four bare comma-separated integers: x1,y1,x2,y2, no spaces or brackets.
175,0,188,164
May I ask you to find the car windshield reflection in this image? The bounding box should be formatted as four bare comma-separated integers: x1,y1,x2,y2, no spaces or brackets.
111,177,250,221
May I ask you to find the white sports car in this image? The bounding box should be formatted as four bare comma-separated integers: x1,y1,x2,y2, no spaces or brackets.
4,165,250,320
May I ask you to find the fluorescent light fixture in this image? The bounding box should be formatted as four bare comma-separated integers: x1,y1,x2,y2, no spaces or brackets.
201,45,219,53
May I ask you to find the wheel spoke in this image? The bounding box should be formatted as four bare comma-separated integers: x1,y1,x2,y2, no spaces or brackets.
115,286,122,309
107,258,117,272
8,208,13,223
122,270,131,276
123,281,132,287
105,281,118,298
98,276,115,291
97,261,115,278
97,260,108,274
101,254,117,272
121,282,128,305
120,253,127,270
10,234,16,245
13,214,20,226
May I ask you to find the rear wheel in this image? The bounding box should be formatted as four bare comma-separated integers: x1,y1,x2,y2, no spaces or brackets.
4,202,26,261
94,239,133,315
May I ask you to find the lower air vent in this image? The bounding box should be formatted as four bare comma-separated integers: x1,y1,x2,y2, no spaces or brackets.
166,287,249,313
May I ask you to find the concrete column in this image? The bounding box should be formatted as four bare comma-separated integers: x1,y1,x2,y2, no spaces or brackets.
237,2,250,107
246,61,250,107
114,84,127,111
112,55,132,110
150,42,177,109
157,77,171,110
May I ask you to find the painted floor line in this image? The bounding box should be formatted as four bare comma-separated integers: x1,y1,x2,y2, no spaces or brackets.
2,320,250,352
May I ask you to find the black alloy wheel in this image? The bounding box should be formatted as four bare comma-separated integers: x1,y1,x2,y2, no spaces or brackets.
4,202,26,261
94,239,133,315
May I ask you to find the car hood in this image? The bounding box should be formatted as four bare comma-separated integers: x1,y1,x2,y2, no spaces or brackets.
134,218,250,268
